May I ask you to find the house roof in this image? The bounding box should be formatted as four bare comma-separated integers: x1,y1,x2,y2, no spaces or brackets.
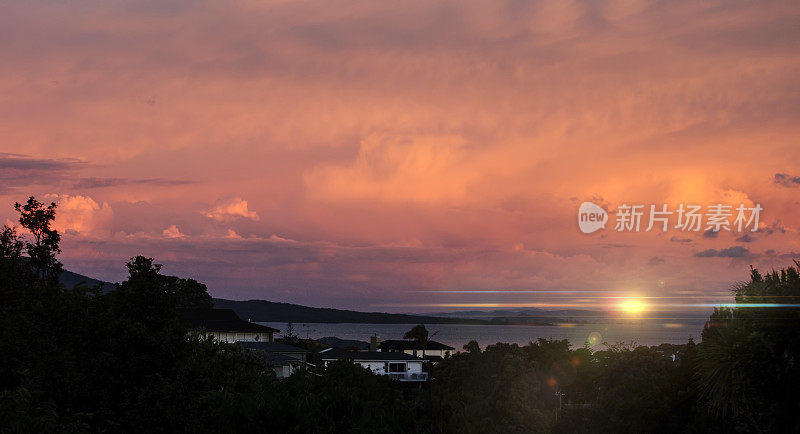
264,352,303,366
180,308,280,334
237,341,311,354
317,336,370,351
319,349,427,362
246,351,305,367
380,339,455,351
237,342,310,367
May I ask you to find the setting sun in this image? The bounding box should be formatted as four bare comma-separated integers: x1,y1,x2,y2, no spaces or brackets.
619,298,648,315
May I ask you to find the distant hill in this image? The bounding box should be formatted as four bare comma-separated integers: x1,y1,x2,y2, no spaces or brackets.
52,268,494,324
55,268,705,325
212,298,489,324
59,269,115,293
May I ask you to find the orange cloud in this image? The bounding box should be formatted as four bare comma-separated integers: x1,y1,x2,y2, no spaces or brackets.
225,229,244,240
162,225,186,239
306,135,482,204
48,194,113,237
201,197,259,222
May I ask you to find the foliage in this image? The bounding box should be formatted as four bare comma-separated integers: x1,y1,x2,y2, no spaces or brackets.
123,255,213,309
697,264,800,432
263,361,430,433
427,263,800,433
432,340,562,433
0,197,426,433
13,197,62,287
404,324,429,342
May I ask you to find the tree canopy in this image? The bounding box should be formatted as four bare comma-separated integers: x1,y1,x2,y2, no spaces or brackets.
0,197,428,432
404,324,429,342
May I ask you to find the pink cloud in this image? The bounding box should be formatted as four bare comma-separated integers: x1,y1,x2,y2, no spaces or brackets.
201,197,259,222
162,224,186,239
47,194,114,237
0,0,797,310
225,229,244,240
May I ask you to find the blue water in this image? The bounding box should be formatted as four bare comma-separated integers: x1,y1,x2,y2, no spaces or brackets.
257,320,706,350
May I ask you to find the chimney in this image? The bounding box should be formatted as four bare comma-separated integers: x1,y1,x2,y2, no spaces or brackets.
370,334,381,352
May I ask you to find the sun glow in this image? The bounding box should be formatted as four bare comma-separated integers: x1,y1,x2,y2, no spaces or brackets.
619,298,647,315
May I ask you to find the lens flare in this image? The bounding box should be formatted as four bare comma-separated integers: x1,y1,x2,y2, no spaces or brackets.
586,331,603,347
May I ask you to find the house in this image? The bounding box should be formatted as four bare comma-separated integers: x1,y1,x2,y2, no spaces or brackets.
319,349,428,382
317,336,372,351
238,341,313,378
238,341,312,362
380,339,454,361
180,308,279,343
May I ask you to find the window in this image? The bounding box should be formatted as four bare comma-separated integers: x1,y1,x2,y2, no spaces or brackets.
388,363,406,373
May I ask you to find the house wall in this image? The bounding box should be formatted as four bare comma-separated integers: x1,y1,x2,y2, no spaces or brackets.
353,361,423,376
398,348,447,358
358,361,387,374
208,331,274,343
322,359,424,379
406,361,423,374
273,365,292,378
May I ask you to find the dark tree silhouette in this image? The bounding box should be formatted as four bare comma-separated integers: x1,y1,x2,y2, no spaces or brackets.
122,255,213,309
697,264,800,432
14,196,63,288
404,324,429,342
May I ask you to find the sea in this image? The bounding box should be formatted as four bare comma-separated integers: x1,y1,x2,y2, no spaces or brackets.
257,320,707,350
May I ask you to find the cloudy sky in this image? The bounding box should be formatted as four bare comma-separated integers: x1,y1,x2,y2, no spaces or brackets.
1,0,798,311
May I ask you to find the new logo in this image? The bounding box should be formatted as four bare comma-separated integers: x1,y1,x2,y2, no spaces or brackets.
578,202,608,233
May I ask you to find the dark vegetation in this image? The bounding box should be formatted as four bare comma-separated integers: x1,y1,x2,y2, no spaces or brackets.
430,265,800,433
2,196,799,433
0,197,425,433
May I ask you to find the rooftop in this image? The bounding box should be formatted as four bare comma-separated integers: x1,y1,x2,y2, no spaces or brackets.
237,341,311,354
317,336,370,351
251,351,305,367
380,339,455,351
179,308,280,334
265,352,303,366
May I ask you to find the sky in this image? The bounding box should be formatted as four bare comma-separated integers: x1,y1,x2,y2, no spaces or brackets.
1,0,798,312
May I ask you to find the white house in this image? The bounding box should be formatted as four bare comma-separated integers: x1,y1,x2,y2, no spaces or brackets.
318,349,428,381
180,308,280,343
379,339,454,361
